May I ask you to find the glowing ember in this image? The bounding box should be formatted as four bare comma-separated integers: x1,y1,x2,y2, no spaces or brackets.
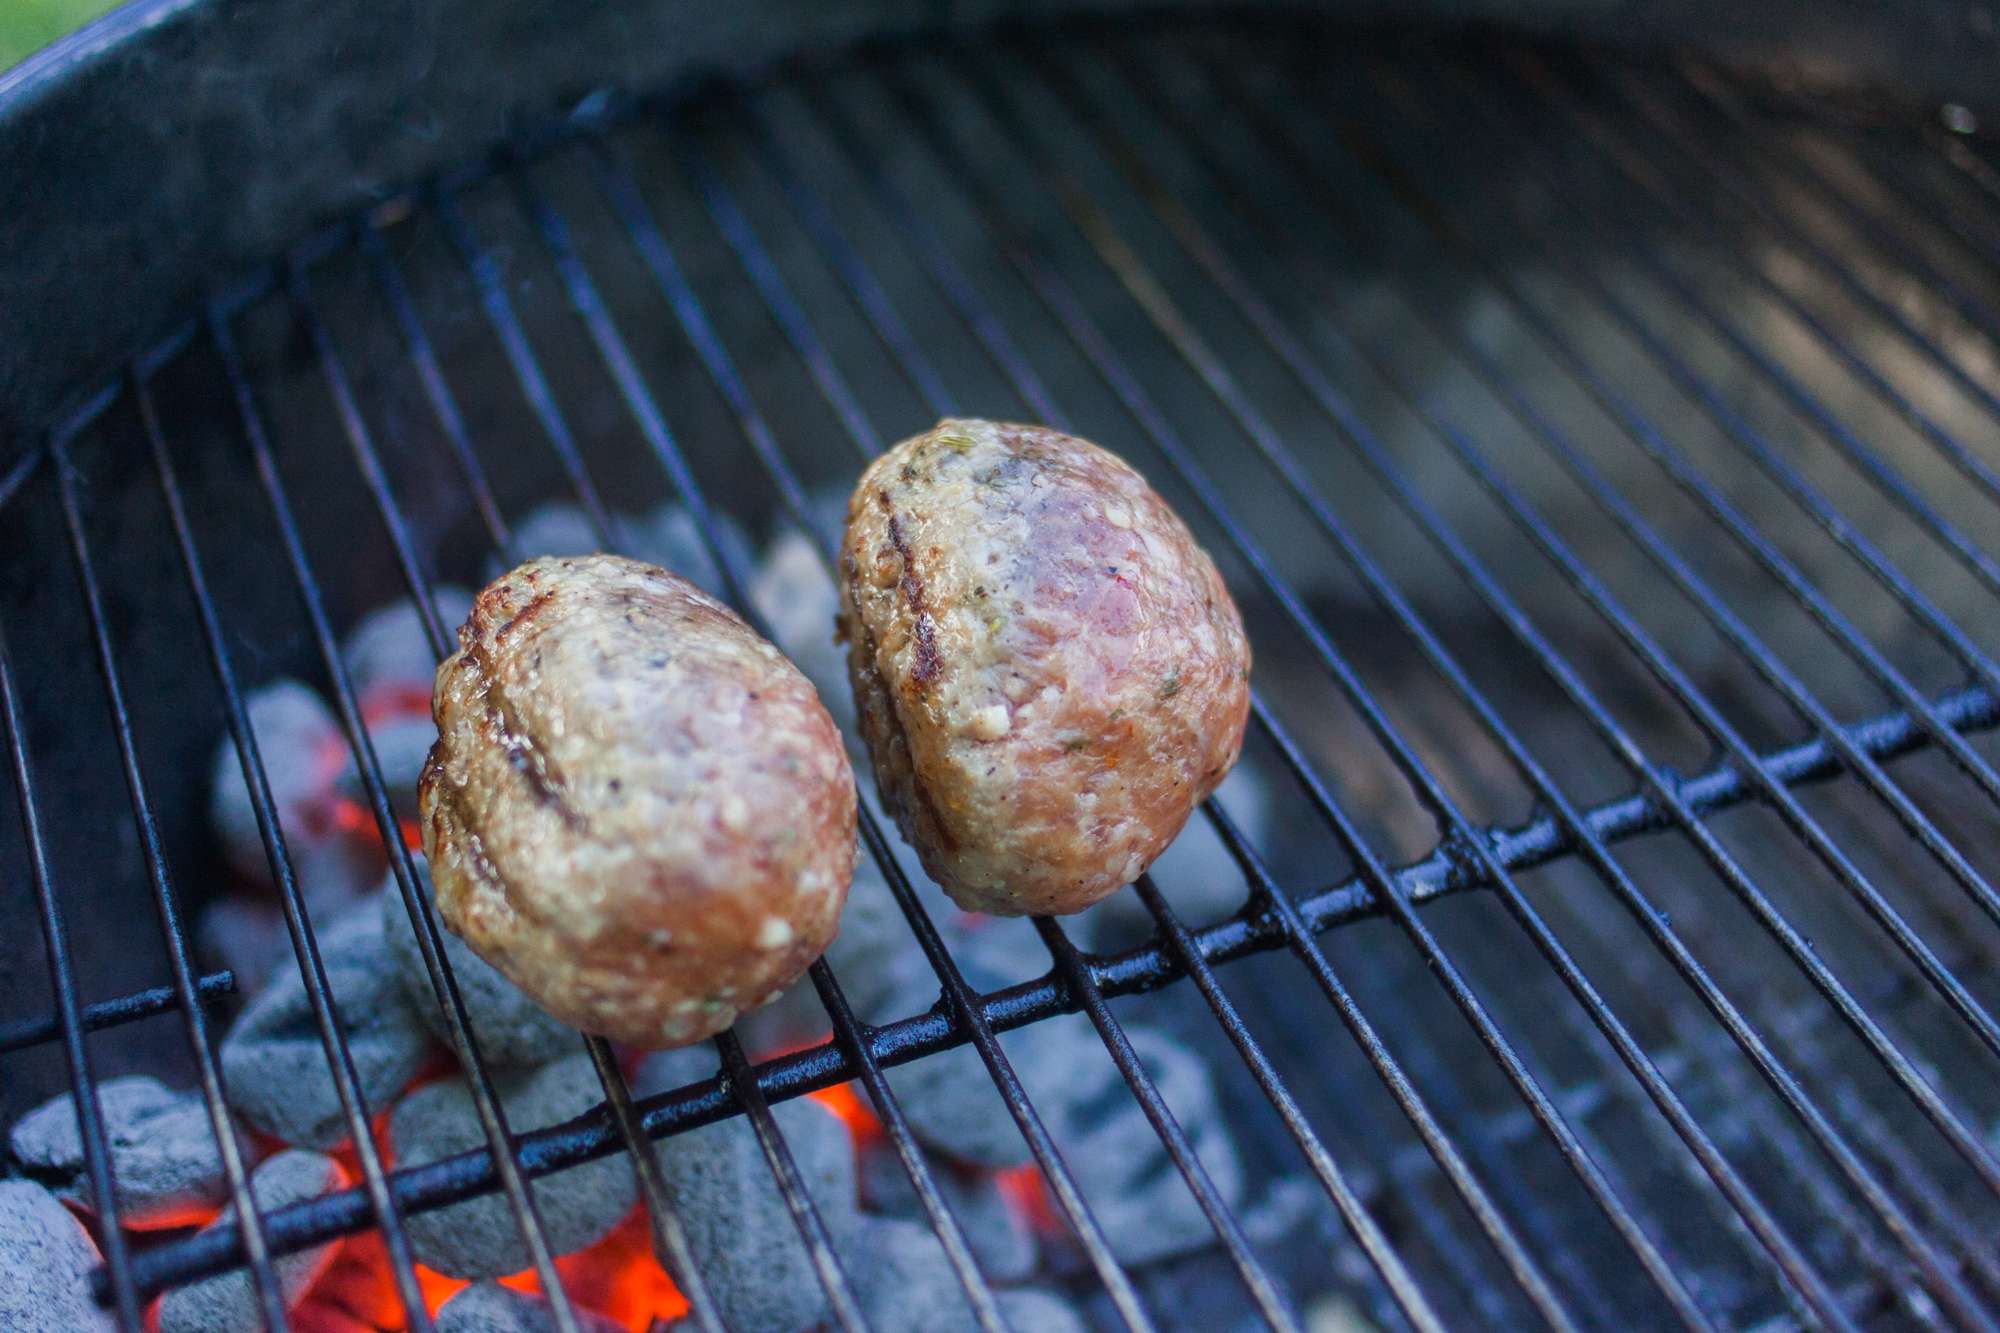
359,684,435,729
129,1074,1047,1329
995,1163,1062,1239
289,1205,686,1332
120,1202,236,1233
805,1082,885,1148
329,797,422,853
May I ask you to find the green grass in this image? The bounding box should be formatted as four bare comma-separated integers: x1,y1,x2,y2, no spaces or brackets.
1,0,123,71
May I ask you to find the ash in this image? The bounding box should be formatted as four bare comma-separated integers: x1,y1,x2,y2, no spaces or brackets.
0,1180,115,1333
0,506,1305,1332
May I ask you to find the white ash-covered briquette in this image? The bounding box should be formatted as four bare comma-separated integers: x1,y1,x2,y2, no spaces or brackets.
379,861,582,1071
840,418,1251,917
0,1180,115,1333
651,1094,859,1333
389,1052,637,1279
220,894,437,1151
419,555,857,1050
842,1215,1091,1333
855,1136,1036,1283
435,1280,624,1333
9,1076,225,1225
155,1150,347,1333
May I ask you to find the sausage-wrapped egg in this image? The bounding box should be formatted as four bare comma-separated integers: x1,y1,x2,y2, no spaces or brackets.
419,555,855,1049
839,419,1250,917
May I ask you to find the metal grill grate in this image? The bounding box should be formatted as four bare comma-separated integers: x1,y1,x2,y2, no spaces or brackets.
6,16,2000,1332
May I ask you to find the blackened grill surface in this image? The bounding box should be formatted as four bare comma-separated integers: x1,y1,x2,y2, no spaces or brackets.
6,17,2000,1333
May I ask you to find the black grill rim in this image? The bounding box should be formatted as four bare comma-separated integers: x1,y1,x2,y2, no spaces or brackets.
3,15,1999,1333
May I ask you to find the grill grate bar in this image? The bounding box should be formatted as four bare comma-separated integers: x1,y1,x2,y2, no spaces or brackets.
769,64,1627,1328
1673,63,2000,356
57,30,2000,1330
1603,63,2000,441
517,150,906,1331
1518,56,2000,643
1044,30,2000,1322
1302,77,2000,1072
1344,52,2000,1189
360,225,517,563
108,665,2000,1300
1436,55,2000,901
790,79,1071,432
349,202,736,1333
165,312,441,1331
1815,117,2000,299
574,136,1033,1333
49,438,294,1333
1033,915,1306,1333
1048,41,1879,1314
724,76,1401,1328
744,70,1584,1320
580,1036,730,1333
1899,136,2000,272
626,117,1168,1329
715,1029,872,1333
453,133,1051,1332
1131,869,1451,1333
841,59,1616,1326
1536,881,1977,1330
0,504,146,1333
664,91,1475,1330
1024,37,1870,1321
1650,65,2000,604
0,445,38,511
287,264,591,1333
806,950,1015,1333
1195,30,2000,1286
739,102,960,422
1940,131,2000,209
898,46,1723,1329
1829,1079,2000,1298
293,264,456,661
1316,46,2000,1309
0,970,236,1055
1232,948,1544,1320
433,188,619,551
1237,700,1626,1329
1304,23,2000,1056
1204,31,2000,1188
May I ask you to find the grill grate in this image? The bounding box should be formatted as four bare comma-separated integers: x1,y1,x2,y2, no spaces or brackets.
5,16,2000,1332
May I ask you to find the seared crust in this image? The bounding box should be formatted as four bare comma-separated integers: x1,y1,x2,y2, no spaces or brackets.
839,419,1250,916
418,555,856,1049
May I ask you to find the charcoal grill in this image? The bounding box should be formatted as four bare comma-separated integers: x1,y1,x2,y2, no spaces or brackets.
6,6,2000,1331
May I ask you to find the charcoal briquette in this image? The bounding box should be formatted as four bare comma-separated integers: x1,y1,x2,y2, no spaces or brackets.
1012,1020,1242,1267
222,894,438,1150
341,589,475,702
156,1150,347,1333
389,1052,637,1278
0,1180,115,1332
380,862,582,1071
844,1216,1086,1333
655,1095,857,1333
434,1280,623,1332
856,1137,1035,1284
9,1076,225,1225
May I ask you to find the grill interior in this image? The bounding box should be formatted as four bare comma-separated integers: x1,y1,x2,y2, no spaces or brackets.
6,14,2000,1332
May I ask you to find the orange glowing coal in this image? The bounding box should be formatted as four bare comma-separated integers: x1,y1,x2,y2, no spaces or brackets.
133,1063,1049,1329
805,1081,885,1147
288,1204,688,1332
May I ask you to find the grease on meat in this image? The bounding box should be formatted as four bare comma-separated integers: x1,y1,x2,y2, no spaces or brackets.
840,419,1250,916
419,555,856,1049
